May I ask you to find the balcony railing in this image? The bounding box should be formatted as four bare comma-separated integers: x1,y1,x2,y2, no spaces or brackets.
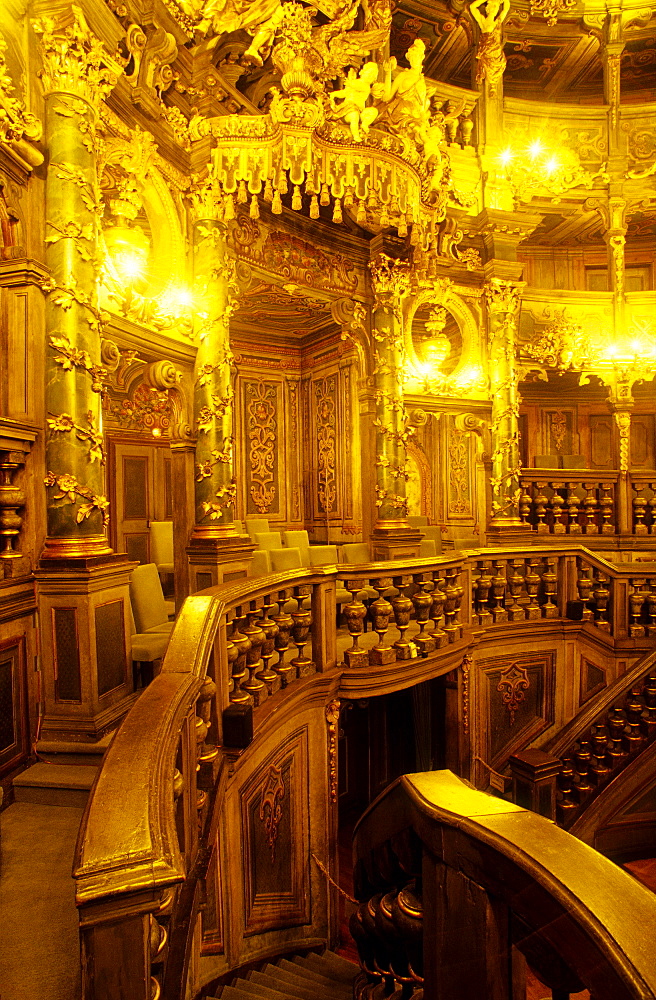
520,470,656,538
73,544,656,999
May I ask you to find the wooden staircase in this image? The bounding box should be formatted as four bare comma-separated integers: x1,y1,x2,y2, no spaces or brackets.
211,952,358,1000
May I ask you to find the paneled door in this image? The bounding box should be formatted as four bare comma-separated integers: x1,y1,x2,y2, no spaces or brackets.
108,437,172,562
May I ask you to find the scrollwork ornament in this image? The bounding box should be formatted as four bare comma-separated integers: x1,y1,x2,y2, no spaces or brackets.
0,37,43,146
258,763,285,863
325,700,340,804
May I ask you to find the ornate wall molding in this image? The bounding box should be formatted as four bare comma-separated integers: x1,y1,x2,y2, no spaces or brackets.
247,380,277,515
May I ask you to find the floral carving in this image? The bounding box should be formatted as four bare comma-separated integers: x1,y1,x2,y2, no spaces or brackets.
258,763,285,862
107,383,174,432
550,411,567,453
325,700,340,804
44,470,109,527
49,334,107,393
47,410,105,464
247,381,277,515
315,378,337,514
497,661,530,724
0,37,43,146
201,482,237,520
448,423,469,515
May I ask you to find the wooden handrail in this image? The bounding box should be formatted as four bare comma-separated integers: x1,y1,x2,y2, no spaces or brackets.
353,770,656,1000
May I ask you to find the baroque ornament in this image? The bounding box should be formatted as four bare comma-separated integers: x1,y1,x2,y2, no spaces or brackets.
258,762,285,862
497,661,530,725
0,37,42,147
44,470,110,527
247,381,277,514
316,378,337,514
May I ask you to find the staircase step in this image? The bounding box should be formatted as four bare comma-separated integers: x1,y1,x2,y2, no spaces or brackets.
257,966,349,999
13,762,98,807
293,952,359,984
224,980,305,1000
36,730,115,766
276,957,353,991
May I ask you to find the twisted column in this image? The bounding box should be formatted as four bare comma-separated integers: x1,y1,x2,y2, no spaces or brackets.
35,9,119,558
189,171,239,538
485,278,523,528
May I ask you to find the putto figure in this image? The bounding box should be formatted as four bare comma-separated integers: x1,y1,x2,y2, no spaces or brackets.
469,0,510,96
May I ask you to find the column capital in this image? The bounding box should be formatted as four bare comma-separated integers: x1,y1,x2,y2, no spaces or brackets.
369,252,412,308
484,277,524,314
33,7,121,111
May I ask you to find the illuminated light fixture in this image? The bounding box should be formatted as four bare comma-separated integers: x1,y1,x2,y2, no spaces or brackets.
104,222,150,283
498,136,606,204
158,283,194,315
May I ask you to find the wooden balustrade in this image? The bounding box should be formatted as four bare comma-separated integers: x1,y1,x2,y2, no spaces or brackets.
631,476,656,535
520,473,619,535
74,546,656,999
352,770,656,1000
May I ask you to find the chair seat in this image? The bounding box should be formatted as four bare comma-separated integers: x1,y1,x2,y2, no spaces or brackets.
158,562,174,574
131,633,169,661
145,622,174,635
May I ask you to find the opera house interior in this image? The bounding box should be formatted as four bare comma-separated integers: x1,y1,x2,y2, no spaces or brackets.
1,0,656,996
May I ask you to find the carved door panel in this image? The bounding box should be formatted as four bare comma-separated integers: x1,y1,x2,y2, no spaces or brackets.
0,637,29,780
631,415,655,468
109,440,172,561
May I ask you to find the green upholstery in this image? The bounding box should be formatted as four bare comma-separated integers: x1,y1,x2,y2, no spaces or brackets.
283,530,310,566
130,563,175,635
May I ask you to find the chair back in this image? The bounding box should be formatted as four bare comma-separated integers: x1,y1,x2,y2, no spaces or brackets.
149,521,173,569
309,545,338,567
255,531,283,551
283,530,310,565
420,538,437,558
130,563,170,633
407,514,429,527
244,518,269,540
250,549,272,576
341,542,371,564
270,547,302,572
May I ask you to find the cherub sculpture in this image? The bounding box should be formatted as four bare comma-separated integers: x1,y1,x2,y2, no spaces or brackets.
328,61,379,141
373,38,430,142
469,0,510,96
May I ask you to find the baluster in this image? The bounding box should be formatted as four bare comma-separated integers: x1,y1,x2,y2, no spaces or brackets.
556,759,578,825
629,578,647,638
290,593,314,678
369,576,398,664
443,566,460,643
195,707,209,813
255,595,281,695
196,674,218,764
525,557,541,619
272,592,294,687
642,675,656,738
535,480,549,533
648,483,656,533
599,481,615,534
624,687,645,754
606,707,628,767
589,724,610,784
149,914,167,967
343,579,369,668
392,576,415,660
476,560,493,627
576,559,594,621
647,580,656,637
573,740,594,802
410,575,435,657
453,565,464,638
506,558,525,621
519,479,533,527
542,555,558,619
226,634,237,701
592,569,610,632
229,610,252,704
471,562,481,624
582,482,598,533
490,559,507,623
633,482,649,534
566,482,582,533
241,606,266,704
550,481,566,534
429,571,447,648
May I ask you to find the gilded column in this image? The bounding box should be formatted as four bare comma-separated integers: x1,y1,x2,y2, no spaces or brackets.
368,252,421,559
34,10,118,558
485,278,524,532
186,170,253,589
33,10,136,741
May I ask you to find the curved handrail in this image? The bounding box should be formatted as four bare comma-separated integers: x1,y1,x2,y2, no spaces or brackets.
74,594,223,904
353,770,656,1000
